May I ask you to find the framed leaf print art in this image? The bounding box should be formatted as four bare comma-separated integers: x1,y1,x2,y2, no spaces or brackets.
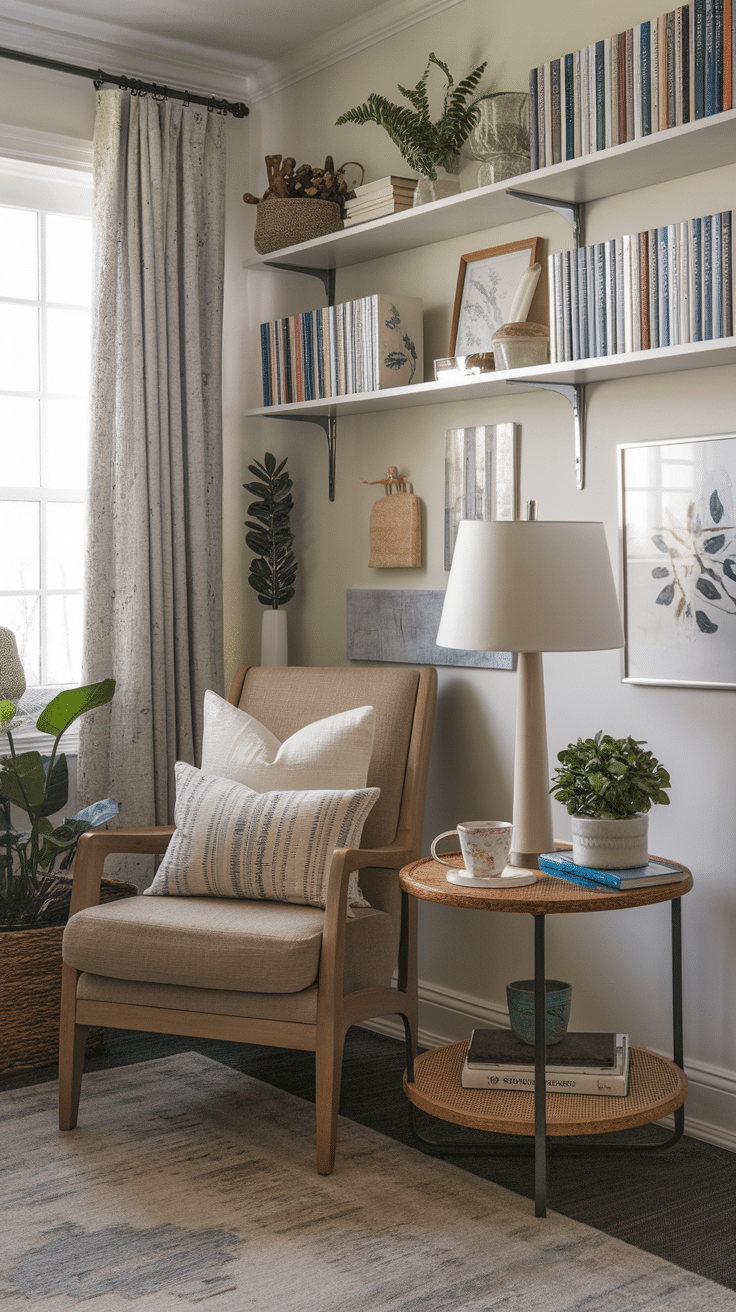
618,433,736,688
449,238,541,356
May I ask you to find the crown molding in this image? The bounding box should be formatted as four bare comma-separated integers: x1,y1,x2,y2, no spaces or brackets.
0,0,463,111
0,120,93,172
245,0,465,102
0,1,253,102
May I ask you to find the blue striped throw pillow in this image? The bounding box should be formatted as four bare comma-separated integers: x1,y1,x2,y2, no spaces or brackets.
144,761,379,908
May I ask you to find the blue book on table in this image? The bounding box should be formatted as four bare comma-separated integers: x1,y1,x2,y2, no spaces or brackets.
538,852,686,891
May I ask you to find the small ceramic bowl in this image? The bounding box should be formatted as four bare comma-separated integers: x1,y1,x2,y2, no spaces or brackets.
506,978,572,1046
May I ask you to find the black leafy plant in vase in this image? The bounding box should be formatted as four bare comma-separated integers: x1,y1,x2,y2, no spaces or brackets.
550,731,671,870
336,52,486,205
245,452,298,667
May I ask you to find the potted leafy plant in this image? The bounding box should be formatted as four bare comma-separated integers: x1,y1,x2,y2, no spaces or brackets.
550,731,671,868
0,676,134,1074
245,452,298,666
336,53,487,204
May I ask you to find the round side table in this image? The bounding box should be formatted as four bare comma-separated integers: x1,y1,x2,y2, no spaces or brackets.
399,853,692,1217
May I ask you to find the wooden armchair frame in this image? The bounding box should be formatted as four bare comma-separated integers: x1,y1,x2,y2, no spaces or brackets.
59,665,437,1173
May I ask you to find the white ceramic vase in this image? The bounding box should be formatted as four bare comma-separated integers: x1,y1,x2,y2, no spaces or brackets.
260,608,288,667
570,813,649,869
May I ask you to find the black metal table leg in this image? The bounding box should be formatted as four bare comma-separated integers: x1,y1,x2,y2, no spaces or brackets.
533,913,547,1217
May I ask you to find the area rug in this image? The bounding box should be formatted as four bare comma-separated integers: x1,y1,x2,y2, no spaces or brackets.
2,1054,735,1311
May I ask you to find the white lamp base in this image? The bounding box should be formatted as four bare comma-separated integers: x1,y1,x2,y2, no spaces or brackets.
446,867,537,888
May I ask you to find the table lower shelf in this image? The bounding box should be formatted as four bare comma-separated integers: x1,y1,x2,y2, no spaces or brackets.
404,1040,687,1137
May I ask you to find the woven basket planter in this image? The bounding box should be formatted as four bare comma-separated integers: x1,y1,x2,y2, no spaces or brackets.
0,876,137,1076
254,198,342,254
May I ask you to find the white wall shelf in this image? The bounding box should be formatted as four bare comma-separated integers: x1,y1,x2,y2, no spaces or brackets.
243,108,736,273
244,337,736,420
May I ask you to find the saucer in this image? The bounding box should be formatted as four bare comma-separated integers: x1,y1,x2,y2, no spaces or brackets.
446,868,537,888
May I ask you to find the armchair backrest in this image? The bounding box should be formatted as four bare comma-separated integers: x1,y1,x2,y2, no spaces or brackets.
229,665,435,852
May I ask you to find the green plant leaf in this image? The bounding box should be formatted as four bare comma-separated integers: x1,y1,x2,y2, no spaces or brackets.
0,751,48,812
36,679,116,739
39,753,69,817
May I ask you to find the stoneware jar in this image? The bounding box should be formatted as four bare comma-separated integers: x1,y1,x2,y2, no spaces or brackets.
571,813,649,869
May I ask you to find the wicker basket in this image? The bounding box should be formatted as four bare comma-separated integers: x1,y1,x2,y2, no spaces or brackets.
0,876,137,1076
254,198,342,254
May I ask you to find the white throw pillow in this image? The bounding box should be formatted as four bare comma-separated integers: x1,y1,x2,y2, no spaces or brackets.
145,762,378,909
200,690,376,792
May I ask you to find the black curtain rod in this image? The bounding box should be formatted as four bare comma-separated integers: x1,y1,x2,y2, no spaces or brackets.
0,45,249,118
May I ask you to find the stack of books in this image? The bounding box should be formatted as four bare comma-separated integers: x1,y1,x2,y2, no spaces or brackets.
343,176,417,226
260,293,423,405
548,208,732,362
537,851,687,890
530,1,735,171
461,1028,630,1095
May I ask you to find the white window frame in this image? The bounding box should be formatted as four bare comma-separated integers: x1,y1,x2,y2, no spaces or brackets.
0,125,93,754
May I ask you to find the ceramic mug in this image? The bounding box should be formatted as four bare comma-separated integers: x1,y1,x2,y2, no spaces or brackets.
431,821,514,880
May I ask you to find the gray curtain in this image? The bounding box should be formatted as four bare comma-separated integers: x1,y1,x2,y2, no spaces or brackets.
78,90,226,885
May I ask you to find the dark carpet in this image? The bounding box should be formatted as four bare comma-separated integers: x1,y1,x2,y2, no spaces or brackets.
2,1026,734,1291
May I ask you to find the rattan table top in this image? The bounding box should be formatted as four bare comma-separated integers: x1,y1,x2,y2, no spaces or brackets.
400,853,693,914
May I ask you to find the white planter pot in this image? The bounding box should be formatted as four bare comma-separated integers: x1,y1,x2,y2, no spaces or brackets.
260,608,288,667
570,813,649,869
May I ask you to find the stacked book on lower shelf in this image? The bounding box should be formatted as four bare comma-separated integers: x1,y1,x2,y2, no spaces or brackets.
259,293,423,405
343,175,417,227
537,851,687,890
461,1028,630,1095
549,208,732,362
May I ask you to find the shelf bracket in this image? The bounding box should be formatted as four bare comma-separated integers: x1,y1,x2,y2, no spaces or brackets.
262,261,336,305
508,379,586,490
506,189,584,248
264,412,337,500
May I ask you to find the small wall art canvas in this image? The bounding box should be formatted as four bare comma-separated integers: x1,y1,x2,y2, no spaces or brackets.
449,238,540,356
445,424,519,569
619,432,736,688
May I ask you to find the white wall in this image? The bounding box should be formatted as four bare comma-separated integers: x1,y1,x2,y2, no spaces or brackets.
242,0,736,1148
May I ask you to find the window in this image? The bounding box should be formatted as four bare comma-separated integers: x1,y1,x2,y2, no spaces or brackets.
0,158,92,693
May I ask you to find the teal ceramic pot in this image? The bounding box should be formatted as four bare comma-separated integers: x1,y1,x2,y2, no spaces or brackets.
506,978,572,1046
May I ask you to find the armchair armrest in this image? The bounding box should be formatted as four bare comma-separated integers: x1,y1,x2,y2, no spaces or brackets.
69,826,175,917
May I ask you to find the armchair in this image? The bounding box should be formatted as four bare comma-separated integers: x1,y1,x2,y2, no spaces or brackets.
59,664,437,1173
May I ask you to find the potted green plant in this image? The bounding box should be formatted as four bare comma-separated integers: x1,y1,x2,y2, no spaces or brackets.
550,731,671,868
336,53,487,204
0,677,134,1074
245,452,298,666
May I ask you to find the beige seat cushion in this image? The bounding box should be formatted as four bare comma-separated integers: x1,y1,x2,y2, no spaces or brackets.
63,894,395,996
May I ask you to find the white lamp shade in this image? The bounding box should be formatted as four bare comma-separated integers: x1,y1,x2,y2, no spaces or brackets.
437,520,625,653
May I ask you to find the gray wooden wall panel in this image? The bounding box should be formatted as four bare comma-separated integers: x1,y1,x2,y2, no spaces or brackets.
347,589,513,668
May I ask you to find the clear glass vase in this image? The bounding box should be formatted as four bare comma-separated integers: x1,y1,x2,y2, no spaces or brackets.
462,92,531,187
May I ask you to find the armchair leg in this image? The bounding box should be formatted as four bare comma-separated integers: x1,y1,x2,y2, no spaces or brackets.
315,1027,346,1175
59,964,86,1130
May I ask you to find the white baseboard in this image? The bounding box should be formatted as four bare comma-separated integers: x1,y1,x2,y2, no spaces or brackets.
362,979,736,1156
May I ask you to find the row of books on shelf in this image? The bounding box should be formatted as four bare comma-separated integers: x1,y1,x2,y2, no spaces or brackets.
343,175,416,227
259,294,423,406
537,852,687,891
461,1029,631,1095
548,209,733,362
530,0,734,171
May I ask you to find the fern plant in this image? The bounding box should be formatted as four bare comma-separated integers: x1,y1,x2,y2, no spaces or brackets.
245,453,298,610
335,53,487,180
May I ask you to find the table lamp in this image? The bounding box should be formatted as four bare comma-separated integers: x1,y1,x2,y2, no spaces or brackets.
436,517,625,881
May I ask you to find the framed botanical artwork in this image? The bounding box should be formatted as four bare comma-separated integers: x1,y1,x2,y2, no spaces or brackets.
618,432,736,688
449,238,541,356
444,424,519,569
